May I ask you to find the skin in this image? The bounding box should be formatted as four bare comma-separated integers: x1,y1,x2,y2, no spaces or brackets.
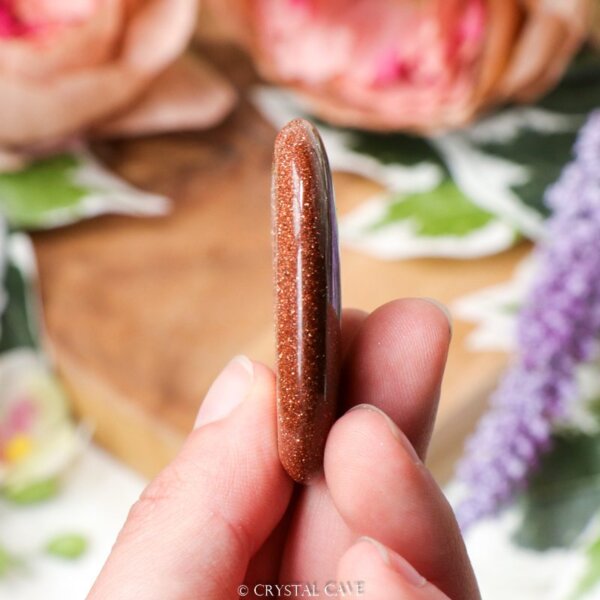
89,298,480,600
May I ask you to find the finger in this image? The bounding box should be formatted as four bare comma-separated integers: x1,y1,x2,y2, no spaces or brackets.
325,406,480,600
342,298,451,458
244,495,296,593
242,308,367,587
277,306,368,584
341,308,368,359
337,538,451,600
280,474,353,581
280,299,451,583
89,356,293,600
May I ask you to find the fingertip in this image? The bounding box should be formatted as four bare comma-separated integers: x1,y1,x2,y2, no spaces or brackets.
226,359,284,482
419,298,453,338
340,538,426,587
369,297,452,351
178,356,286,522
347,404,421,462
324,405,423,511
194,357,277,432
342,297,451,456
246,360,277,410
324,405,479,600
195,355,255,428
338,538,450,599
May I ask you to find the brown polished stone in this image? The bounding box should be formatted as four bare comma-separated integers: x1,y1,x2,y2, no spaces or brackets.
271,118,342,484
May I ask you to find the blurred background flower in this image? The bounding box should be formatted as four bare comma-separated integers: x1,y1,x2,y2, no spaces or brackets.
212,0,590,132
456,110,600,528
0,0,236,168
0,349,84,503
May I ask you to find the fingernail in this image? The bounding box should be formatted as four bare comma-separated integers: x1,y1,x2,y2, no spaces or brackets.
421,297,453,336
348,404,420,464
358,536,391,565
194,355,254,428
359,537,426,588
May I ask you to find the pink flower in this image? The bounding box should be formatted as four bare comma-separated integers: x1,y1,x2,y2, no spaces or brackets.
0,350,83,491
214,0,591,131
0,0,236,154
0,0,99,35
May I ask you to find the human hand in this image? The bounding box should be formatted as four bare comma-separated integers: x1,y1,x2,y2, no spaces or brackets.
89,299,480,599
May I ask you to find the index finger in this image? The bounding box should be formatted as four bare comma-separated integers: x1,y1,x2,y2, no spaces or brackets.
342,298,452,458
89,359,293,600
280,299,452,583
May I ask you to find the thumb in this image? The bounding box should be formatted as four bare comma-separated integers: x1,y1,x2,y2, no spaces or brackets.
89,356,293,600
337,538,452,600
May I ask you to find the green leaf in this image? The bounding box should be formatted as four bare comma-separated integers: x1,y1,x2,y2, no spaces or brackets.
341,183,517,259
0,155,87,229
0,261,39,352
513,433,600,550
570,535,600,599
0,545,21,578
473,52,600,221
540,52,600,116
45,534,87,560
347,130,443,168
478,128,579,218
3,478,59,504
0,151,169,231
372,179,496,236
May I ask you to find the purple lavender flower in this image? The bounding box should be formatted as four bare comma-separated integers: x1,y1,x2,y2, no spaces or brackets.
456,110,600,529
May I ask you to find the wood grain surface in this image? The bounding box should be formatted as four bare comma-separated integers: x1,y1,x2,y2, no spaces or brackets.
31,44,529,481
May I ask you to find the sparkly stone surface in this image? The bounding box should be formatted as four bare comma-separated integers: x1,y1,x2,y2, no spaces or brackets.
272,118,341,484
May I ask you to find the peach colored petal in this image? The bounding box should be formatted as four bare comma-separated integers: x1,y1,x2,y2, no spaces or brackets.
120,0,198,73
293,91,422,132
0,0,123,80
499,0,590,101
311,78,474,131
0,67,143,145
471,0,522,105
14,0,99,25
294,84,471,133
501,17,570,101
0,0,198,147
95,54,237,138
